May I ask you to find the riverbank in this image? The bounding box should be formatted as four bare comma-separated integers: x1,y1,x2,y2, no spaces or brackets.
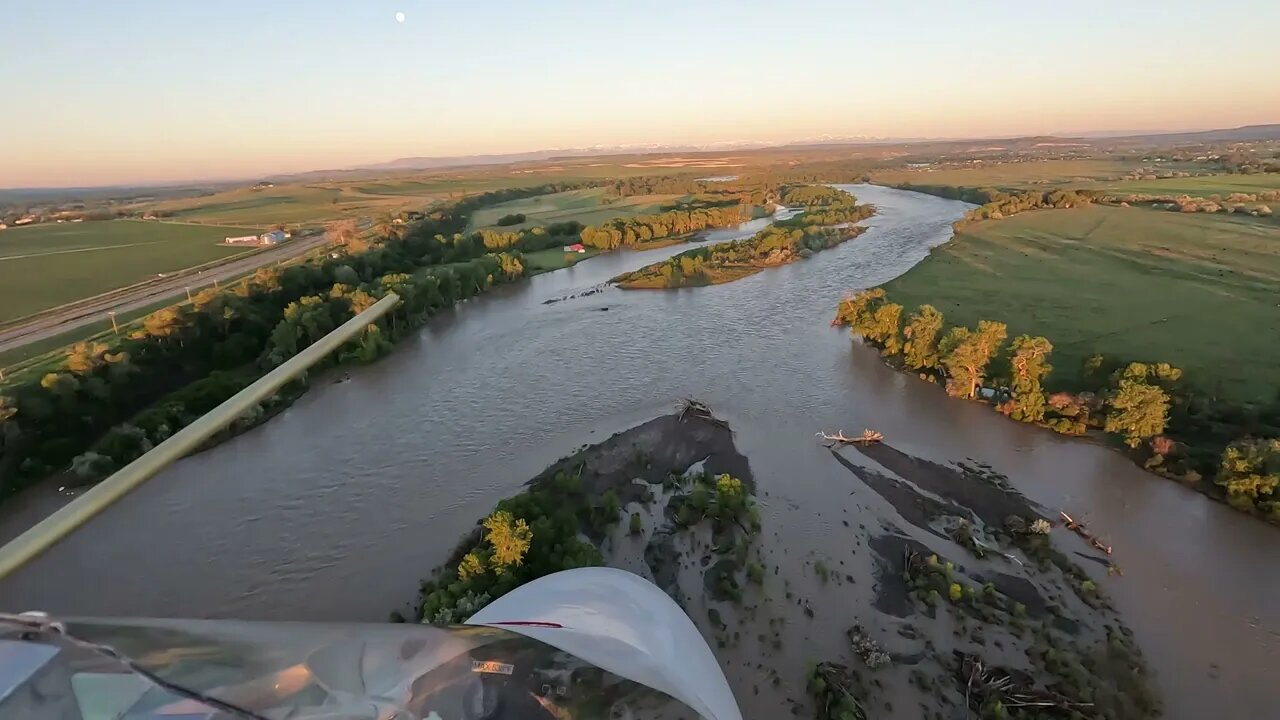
849,195,1280,523
410,407,1158,719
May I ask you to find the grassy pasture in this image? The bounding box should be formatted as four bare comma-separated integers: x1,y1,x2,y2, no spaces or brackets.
0,220,257,322
467,188,680,231
871,159,1134,189
141,183,425,226
520,247,601,275
882,205,1280,402
1096,174,1280,198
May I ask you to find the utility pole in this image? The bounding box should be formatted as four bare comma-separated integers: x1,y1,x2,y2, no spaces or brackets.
185,286,192,302
213,277,219,289
108,311,119,336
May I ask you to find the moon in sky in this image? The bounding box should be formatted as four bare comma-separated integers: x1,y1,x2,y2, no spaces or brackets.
395,11,406,23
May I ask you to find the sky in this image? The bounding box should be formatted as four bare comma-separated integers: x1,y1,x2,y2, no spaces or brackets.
2,0,1278,188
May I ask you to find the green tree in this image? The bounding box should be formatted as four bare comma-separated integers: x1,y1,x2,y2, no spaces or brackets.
1216,438,1280,501
836,287,884,327
939,321,1007,399
869,302,903,355
903,304,944,370
66,341,110,374
483,510,533,571
715,474,747,518
458,551,487,581
1105,375,1170,448
1005,335,1054,422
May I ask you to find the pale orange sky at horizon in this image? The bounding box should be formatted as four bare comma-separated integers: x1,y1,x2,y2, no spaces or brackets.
3,0,1278,188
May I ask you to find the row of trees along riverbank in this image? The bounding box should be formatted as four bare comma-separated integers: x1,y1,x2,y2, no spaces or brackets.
888,183,1104,227
836,289,1280,524
614,185,875,289
0,179,778,505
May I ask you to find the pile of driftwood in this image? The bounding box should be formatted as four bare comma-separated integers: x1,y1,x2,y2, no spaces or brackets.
957,652,1093,716
817,429,883,447
677,398,728,428
1059,511,1112,555
810,662,868,720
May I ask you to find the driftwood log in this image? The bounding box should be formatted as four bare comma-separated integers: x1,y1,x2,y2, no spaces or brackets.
817,429,883,447
958,653,1094,716
1060,511,1112,555
677,398,729,428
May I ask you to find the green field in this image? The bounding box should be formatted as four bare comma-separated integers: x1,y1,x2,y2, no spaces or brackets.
871,159,1135,189
875,160,1278,209
0,220,256,322
1096,174,1280,199
467,188,680,231
883,205,1280,402
143,183,423,226
521,247,601,275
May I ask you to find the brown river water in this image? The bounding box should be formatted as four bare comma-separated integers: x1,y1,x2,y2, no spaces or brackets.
1,185,1276,717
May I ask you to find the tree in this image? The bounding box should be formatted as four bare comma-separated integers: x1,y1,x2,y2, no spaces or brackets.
842,288,903,354
0,395,16,423
836,288,884,327
40,372,80,399
715,474,747,518
143,306,189,343
327,219,359,247
458,551,487,581
483,510,533,571
1105,376,1169,448
903,305,944,370
66,341,110,374
1005,335,1053,422
939,321,1007,399
868,302,903,355
1216,438,1280,501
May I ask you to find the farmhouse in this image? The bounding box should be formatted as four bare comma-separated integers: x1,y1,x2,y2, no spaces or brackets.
224,229,289,247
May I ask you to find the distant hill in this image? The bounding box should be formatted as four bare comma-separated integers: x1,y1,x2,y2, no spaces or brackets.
1109,124,1280,144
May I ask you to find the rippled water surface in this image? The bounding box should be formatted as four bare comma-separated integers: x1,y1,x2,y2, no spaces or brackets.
2,186,1276,718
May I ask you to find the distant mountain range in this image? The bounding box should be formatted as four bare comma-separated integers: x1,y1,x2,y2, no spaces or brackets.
347,125,1280,174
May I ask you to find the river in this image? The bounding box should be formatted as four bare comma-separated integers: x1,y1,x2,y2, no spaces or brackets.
1,185,1276,718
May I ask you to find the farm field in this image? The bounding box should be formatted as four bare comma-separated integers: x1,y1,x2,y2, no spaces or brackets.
466,188,681,231
882,205,1280,402
870,159,1135,189
140,183,431,226
1096,173,1280,198
0,220,256,322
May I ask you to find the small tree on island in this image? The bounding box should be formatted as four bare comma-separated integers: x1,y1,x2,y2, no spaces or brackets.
483,510,533,572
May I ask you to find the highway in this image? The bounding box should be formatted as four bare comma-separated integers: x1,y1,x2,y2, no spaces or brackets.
0,232,334,356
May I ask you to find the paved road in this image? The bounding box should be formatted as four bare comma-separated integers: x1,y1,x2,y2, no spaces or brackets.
0,232,333,356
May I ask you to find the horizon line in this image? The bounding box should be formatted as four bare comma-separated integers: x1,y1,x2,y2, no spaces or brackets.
4,122,1276,193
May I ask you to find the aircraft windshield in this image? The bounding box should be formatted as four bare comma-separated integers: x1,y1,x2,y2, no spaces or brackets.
2,615,696,720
